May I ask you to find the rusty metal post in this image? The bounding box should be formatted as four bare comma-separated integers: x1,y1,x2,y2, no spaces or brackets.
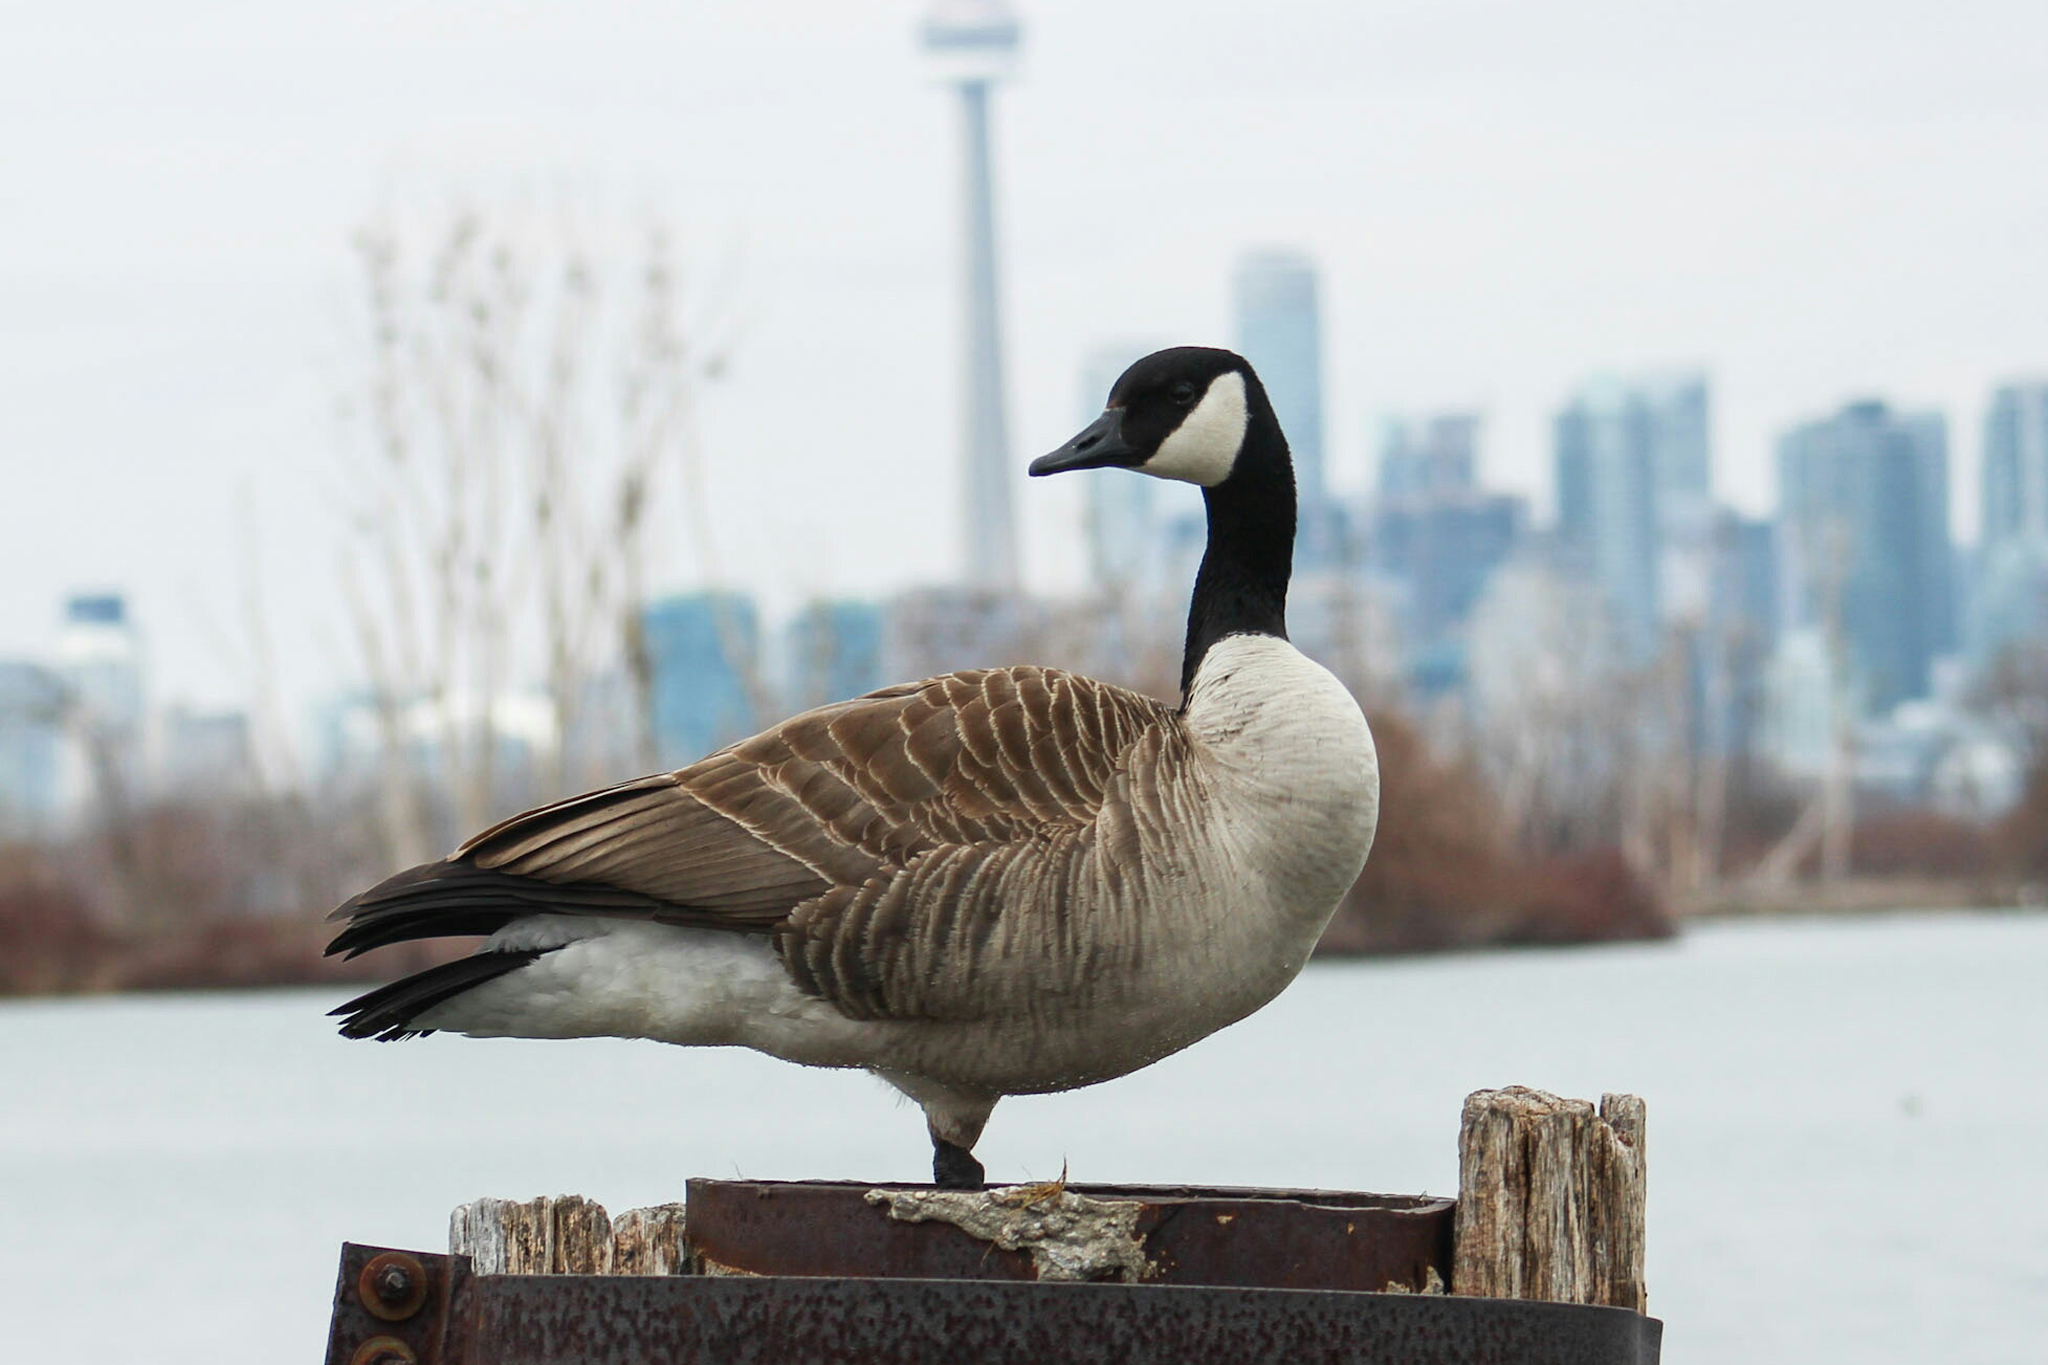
325,1243,468,1365
325,1240,1661,1365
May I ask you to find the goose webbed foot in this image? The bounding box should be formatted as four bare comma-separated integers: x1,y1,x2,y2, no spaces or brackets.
932,1138,985,1191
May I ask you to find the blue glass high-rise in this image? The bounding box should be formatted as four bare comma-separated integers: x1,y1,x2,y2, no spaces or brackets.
785,600,885,712
641,592,763,767
1553,374,1711,660
1777,401,1954,714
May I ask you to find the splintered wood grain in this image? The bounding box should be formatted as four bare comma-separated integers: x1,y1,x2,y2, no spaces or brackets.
449,1195,614,1274
449,1197,691,1275
611,1205,690,1275
1452,1087,1647,1311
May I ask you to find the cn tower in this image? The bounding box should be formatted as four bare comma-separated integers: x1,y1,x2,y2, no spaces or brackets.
921,0,1021,594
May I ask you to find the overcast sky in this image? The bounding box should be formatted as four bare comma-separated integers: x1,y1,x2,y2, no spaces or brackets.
4,0,2045,719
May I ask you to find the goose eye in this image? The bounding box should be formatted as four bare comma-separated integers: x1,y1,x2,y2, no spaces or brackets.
1170,381,1198,407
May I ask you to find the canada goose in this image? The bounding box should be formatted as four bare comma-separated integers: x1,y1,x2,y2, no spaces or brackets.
327,345,1379,1190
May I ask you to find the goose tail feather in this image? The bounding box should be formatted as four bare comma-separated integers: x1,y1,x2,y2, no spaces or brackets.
324,860,669,960
330,948,555,1041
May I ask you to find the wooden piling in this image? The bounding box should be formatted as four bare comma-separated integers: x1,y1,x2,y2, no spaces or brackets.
611,1204,692,1276
449,1195,688,1276
1451,1087,1647,1312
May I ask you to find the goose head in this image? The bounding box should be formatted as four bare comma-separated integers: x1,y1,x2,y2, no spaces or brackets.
1030,346,1284,490
1033,346,1298,697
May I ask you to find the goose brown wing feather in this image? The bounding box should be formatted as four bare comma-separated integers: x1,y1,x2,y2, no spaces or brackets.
440,668,1175,953
779,671,1190,1024
456,770,841,915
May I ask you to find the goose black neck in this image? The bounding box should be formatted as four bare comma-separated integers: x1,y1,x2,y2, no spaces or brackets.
1179,414,1296,699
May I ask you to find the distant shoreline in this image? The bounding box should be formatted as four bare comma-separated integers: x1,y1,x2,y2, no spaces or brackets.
1679,877,2042,920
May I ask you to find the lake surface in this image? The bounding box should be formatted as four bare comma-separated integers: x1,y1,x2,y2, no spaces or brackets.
2,912,2042,1363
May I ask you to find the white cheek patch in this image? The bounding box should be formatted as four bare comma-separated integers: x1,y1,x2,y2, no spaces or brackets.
1142,371,1248,487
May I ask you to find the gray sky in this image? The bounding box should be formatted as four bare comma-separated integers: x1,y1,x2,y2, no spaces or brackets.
4,0,2045,720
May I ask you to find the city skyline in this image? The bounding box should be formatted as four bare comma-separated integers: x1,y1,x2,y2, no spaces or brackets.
7,330,2044,697
8,308,2046,829
5,0,2047,716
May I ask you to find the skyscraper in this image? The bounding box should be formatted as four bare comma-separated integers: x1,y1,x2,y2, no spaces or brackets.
1642,373,1711,521
1231,250,1335,565
0,660,64,832
640,592,763,765
1776,400,1954,714
1368,492,1527,693
1968,380,2048,668
1554,383,1661,656
1982,380,2048,547
1552,374,1712,657
1368,414,1524,692
785,599,885,712
1377,414,1478,500
56,592,144,809
1699,510,1780,758
56,593,142,739
922,0,1021,592
1969,535,2048,670
1707,511,1779,647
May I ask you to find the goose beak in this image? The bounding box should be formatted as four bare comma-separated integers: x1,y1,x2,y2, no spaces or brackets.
1030,409,1138,476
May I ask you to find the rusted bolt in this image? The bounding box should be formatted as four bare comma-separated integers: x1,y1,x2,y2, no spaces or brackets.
374,1263,411,1303
350,1337,417,1365
358,1252,429,1322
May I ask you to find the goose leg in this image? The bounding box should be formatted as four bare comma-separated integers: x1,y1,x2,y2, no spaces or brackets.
932,1138,986,1190
876,1070,997,1190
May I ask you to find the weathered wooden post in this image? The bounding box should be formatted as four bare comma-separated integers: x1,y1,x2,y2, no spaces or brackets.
449,1195,688,1276
1453,1087,1647,1311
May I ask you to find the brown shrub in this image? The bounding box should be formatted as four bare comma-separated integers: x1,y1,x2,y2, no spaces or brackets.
1993,769,2048,880
1493,848,1675,946
0,793,435,998
1850,809,1995,879
0,848,120,994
